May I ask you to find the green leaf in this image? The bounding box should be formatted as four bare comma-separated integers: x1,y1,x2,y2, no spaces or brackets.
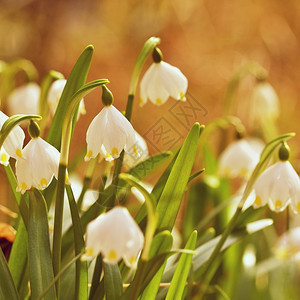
28,189,56,300
140,231,173,300
0,114,41,148
156,123,202,231
103,263,123,300
121,253,173,300
46,45,93,150
166,231,197,300
65,185,88,300
118,173,157,260
8,218,28,293
0,248,20,300
4,164,21,205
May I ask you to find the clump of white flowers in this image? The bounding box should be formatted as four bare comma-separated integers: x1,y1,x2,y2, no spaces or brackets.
83,206,144,267
140,47,188,106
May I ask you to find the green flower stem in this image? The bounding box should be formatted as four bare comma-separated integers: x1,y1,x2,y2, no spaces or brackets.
52,163,67,297
129,37,160,95
110,37,160,206
77,158,97,210
199,207,242,297
89,254,103,299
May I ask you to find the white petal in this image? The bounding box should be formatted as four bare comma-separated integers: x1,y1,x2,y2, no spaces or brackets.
0,147,10,166
85,109,107,160
0,111,25,159
159,61,188,100
7,83,40,115
47,79,67,115
219,140,259,178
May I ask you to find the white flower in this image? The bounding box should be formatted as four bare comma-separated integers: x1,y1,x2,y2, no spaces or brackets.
140,61,188,106
219,139,261,178
7,83,40,115
85,105,137,161
47,79,86,117
15,137,60,194
251,82,280,121
83,206,144,267
253,161,300,213
0,110,25,159
123,130,148,168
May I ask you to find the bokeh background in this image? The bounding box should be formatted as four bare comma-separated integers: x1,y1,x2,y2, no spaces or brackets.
1,0,300,213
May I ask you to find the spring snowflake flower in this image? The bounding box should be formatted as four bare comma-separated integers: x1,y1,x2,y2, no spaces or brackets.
0,111,25,159
253,160,300,213
83,206,144,267
251,81,280,121
47,79,86,117
15,122,61,194
139,48,188,106
85,105,137,162
219,139,261,178
7,82,40,115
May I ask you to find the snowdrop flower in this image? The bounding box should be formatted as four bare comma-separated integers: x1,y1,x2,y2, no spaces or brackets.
85,86,137,161
253,143,300,213
0,110,25,159
251,81,280,122
47,79,86,117
83,206,144,267
15,121,60,194
219,139,261,178
7,82,40,115
123,130,148,168
140,47,188,106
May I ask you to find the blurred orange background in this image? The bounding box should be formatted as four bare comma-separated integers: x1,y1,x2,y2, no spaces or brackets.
1,0,300,220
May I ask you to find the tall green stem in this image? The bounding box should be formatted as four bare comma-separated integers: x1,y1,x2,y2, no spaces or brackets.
52,164,67,297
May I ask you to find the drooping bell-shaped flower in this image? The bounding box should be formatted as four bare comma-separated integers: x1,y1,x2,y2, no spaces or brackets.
219,138,261,179
83,206,144,267
7,82,40,115
251,81,280,122
47,79,86,117
15,121,60,194
140,47,188,106
85,86,137,161
253,143,300,213
0,110,25,159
